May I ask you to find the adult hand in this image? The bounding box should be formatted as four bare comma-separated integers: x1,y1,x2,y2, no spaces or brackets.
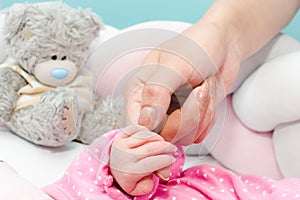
110,126,177,196
125,21,241,145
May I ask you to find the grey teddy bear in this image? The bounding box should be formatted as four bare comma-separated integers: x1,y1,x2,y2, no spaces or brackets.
0,2,124,147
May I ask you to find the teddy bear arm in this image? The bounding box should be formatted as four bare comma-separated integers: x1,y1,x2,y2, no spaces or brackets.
6,87,83,146
0,68,26,122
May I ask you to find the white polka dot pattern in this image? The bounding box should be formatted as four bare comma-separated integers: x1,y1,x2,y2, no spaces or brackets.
43,130,300,200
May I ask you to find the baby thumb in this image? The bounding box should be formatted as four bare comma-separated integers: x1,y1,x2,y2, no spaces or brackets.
129,176,154,196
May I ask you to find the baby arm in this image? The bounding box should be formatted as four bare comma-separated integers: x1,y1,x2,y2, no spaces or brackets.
44,128,177,199
110,126,177,196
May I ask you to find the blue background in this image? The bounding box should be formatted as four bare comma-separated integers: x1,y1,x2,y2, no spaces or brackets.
1,0,299,40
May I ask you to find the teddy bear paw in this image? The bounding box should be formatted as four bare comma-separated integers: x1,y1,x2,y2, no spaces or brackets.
62,101,80,135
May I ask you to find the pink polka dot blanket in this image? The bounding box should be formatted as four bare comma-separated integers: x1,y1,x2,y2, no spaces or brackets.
43,130,300,200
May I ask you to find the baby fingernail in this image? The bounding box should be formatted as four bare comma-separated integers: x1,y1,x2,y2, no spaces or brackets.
170,156,176,163
154,171,170,181
169,143,178,152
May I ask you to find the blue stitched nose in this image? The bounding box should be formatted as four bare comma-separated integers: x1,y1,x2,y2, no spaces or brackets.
51,68,69,79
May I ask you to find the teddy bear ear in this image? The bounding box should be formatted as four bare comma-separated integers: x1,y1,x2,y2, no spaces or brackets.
82,9,102,37
77,8,103,42
2,3,30,45
74,9,103,55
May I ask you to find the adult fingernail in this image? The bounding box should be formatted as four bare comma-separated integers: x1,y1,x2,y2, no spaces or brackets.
139,107,153,128
139,105,166,131
207,76,217,100
198,81,210,107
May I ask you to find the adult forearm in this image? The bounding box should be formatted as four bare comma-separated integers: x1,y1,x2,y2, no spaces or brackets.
199,0,300,61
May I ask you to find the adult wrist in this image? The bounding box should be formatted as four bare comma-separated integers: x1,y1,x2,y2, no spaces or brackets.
197,2,245,62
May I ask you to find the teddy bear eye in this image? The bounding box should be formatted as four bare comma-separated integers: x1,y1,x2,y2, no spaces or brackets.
61,56,67,60
51,55,57,60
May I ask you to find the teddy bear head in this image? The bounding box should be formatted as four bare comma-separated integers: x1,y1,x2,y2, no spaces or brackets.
3,2,101,87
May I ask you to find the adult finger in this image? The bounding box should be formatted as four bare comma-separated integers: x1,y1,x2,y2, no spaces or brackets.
124,62,187,129
158,108,181,142
138,64,188,130
124,66,155,126
176,75,218,144
194,115,216,143
138,32,218,130
178,97,215,144
159,80,210,145
124,50,189,128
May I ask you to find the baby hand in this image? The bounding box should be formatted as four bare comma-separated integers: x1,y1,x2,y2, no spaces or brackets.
110,126,177,196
